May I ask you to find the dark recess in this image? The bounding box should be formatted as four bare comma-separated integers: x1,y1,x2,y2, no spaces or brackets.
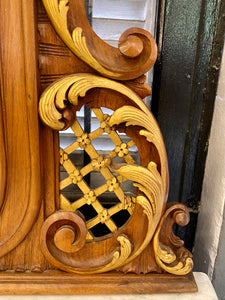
152,0,225,251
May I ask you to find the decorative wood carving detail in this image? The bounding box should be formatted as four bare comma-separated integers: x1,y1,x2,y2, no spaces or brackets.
0,0,198,293
153,203,194,275
39,73,167,273
37,0,195,277
42,0,157,80
39,67,193,275
0,0,193,282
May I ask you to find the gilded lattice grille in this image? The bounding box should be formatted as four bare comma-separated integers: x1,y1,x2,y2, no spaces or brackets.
60,107,138,241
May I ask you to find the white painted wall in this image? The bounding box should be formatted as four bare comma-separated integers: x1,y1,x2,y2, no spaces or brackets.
92,0,157,47
193,42,225,285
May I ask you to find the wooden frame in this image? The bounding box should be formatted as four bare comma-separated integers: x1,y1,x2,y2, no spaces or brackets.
152,0,225,250
0,0,197,294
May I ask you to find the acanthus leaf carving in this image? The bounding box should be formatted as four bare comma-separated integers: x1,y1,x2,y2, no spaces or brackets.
153,203,194,275
42,0,157,80
39,62,193,276
40,210,133,274
39,73,171,274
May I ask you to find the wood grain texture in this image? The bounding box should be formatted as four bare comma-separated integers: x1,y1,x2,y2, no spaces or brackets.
0,0,44,266
38,72,173,274
0,59,6,210
0,0,196,293
38,0,95,93
118,35,144,58
0,271,197,294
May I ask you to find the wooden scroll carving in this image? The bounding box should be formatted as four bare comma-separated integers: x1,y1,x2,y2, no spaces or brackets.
41,0,157,80
38,0,194,278
39,74,168,273
0,0,197,294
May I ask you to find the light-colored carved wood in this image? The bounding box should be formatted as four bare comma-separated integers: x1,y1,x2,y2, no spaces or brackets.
153,203,194,275
39,72,171,274
0,0,197,293
59,107,136,240
41,0,157,80
109,105,168,198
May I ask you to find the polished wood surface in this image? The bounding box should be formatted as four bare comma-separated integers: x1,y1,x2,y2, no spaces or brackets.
41,0,157,80
0,0,197,293
0,0,47,270
0,271,197,294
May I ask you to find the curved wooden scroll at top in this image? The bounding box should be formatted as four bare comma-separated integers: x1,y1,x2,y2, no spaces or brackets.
42,0,157,80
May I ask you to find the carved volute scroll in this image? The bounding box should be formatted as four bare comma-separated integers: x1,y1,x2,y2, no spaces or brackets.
37,0,194,278
41,0,157,80
39,74,168,273
0,0,198,294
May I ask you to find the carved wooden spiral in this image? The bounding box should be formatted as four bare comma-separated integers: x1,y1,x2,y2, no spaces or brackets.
38,0,194,276
153,203,194,275
41,0,157,80
40,210,133,274
41,211,87,255
39,73,171,274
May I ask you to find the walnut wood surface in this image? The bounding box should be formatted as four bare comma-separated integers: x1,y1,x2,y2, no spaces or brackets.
0,0,46,268
0,271,197,294
38,0,95,92
0,61,6,210
0,0,196,293
42,0,157,80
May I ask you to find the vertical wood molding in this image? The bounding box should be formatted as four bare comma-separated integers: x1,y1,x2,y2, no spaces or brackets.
0,59,6,210
0,0,41,257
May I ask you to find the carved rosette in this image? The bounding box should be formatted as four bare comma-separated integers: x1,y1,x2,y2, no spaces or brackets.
38,0,194,276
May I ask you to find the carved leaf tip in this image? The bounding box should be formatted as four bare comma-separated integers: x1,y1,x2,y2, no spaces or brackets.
59,0,69,15
153,203,194,275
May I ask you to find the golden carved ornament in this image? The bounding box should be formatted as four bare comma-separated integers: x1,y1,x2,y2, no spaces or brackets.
38,2,194,275
39,73,175,274
153,203,194,275
42,0,157,80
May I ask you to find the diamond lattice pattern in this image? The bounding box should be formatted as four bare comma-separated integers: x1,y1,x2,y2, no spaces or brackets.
60,107,137,241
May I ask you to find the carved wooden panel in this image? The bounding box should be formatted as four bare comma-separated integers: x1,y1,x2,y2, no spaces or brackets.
0,0,197,294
